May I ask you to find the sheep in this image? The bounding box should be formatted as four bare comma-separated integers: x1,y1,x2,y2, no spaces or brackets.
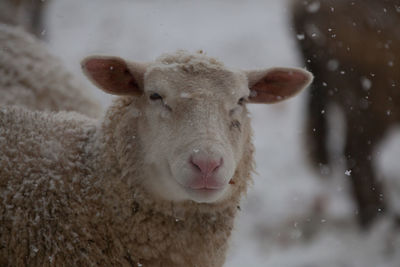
0,49,312,266
291,0,400,227
0,23,101,117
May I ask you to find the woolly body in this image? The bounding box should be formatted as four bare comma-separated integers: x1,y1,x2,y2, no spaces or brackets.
0,53,254,266
0,101,250,266
0,23,101,117
0,26,312,266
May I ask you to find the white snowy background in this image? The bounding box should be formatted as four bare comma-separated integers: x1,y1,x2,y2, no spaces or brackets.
43,0,400,266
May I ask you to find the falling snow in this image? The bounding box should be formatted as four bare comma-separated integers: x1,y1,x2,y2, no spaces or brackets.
5,0,397,266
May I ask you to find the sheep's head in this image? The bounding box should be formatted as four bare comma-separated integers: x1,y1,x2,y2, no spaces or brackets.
82,51,312,203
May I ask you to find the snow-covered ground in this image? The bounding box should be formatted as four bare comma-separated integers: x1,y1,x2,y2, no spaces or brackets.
45,0,400,266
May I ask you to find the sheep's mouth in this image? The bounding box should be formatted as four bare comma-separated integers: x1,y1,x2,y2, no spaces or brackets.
175,179,225,192
181,182,228,203
178,177,228,191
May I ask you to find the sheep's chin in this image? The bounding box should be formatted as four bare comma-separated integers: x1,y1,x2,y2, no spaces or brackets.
183,186,229,203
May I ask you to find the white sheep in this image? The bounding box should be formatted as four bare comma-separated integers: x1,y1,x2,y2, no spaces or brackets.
0,23,101,117
0,48,312,266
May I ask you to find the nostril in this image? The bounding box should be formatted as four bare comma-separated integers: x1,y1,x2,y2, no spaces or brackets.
190,157,202,172
190,157,223,176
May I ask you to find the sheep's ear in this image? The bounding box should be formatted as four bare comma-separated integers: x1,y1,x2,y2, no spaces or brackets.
246,68,313,103
81,56,146,96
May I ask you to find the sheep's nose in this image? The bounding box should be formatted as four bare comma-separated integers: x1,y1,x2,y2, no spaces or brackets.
190,156,223,177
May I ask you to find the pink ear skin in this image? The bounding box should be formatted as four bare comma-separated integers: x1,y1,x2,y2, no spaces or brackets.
81,56,145,96
247,68,313,104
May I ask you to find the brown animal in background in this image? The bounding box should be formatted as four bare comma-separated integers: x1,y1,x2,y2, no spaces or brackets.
292,0,400,227
0,0,49,38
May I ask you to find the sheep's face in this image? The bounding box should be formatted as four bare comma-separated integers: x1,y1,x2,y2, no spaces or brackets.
82,52,313,203
136,66,250,203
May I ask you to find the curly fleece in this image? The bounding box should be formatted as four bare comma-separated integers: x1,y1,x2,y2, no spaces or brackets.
0,96,254,266
0,42,255,265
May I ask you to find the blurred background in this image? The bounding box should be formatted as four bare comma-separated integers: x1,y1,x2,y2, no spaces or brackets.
2,0,400,266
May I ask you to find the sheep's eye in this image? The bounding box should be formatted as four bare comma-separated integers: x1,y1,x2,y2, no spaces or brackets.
150,93,163,101
238,97,245,106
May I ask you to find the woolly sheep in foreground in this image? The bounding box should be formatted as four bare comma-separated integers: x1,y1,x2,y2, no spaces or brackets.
0,23,101,117
0,50,312,266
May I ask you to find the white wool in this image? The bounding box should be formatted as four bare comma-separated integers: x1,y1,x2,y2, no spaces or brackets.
149,50,225,75
0,23,101,117
156,50,224,68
